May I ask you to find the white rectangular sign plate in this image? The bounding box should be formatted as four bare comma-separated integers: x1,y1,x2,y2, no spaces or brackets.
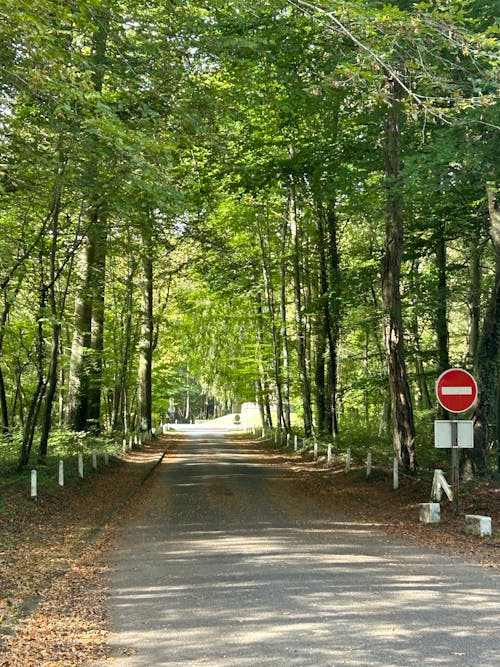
434,420,474,448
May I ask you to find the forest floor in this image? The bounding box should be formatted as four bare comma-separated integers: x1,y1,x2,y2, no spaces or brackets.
0,432,498,666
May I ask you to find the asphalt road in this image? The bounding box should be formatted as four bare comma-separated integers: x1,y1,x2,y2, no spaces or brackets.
100,426,499,667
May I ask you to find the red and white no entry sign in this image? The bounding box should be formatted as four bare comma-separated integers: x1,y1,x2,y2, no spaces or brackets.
436,368,478,413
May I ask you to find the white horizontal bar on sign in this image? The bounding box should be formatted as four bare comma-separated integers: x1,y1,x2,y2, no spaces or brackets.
441,386,472,395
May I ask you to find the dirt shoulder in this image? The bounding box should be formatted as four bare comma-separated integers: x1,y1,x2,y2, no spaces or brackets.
0,433,498,666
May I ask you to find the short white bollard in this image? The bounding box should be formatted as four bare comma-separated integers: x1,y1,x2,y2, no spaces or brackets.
286,433,290,448
134,434,139,446
393,457,399,490
294,435,298,452
152,427,156,435
129,435,133,450
122,438,127,453
419,502,440,524
92,451,97,470
78,453,84,479
31,470,37,500
366,451,372,477
313,441,318,460
261,428,265,438
104,452,109,466
327,442,332,465
58,460,64,486
345,448,351,471
465,515,492,537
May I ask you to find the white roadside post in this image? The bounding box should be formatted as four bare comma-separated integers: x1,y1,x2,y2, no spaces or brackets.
345,448,351,471
31,470,37,500
104,452,109,466
92,451,97,470
366,450,372,477
122,438,127,453
327,442,332,465
129,435,133,450
294,435,298,452
286,433,290,448
78,453,84,479
58,460,64,486
393,457,399,490
313,440,318,461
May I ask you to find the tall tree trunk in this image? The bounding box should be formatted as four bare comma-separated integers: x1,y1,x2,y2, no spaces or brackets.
86,212,107,431
256,218,285,428
18,277,47,469
67,7,110,432
468,230,482,370
325,203,340,435
380,74,417,472
66,238,93,431
0,294,13,434
279,212,291,429
314,209,329,434
138,220,154,432
289,186,313,436
435,224,450,373
255,294,273,428
472,183,500,472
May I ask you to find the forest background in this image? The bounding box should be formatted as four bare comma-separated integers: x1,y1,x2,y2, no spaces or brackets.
0,0,498,477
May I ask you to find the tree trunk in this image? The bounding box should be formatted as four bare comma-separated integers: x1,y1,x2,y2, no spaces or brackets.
0,295,13,434
66,239,93,431
325,203,340,435
86,213,107,431
138,221,154,432
18,281,47,469
471,183,500,472
380,74,417,472
468,230,482,370
39,154,70,458
255,293,273,428
289,186,313,436
256,218,285,428
435,225,450,374
279,211,291,429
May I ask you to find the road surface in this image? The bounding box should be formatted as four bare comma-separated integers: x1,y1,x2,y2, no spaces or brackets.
99,426,499,666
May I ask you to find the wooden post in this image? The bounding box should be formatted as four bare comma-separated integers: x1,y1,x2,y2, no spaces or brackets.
393,457,399,490
92,451,97,470
104,452,109,466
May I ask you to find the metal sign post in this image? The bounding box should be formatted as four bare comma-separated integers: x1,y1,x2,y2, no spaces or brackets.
435,368,478,517
450,414,459,515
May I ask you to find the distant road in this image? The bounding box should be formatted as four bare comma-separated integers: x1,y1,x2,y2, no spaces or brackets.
99,425,499,666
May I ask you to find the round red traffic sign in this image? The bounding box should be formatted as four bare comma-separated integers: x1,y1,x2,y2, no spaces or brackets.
436,368,478,413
